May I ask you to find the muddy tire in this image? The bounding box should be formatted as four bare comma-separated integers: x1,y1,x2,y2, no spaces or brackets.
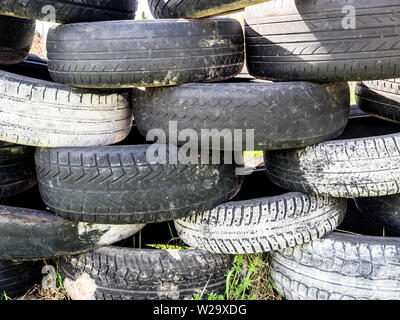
355,195,400,234
0,0,137,23
0,205,144,261
133,82,349,151
0,142,36,199
265,129,400,198
61,247,232,300
47,19,244,89
0,16,35,65
35,145,243,224
149,0,269,18
0,260,43,298
245,0,400,82
0,70,133,148
271,232,400,300
175,193,346,254
356,80,400,123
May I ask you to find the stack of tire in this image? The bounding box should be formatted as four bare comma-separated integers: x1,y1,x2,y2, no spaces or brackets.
1,0,399,301
224,0,400,300
0,0,253,300
150,0,400,300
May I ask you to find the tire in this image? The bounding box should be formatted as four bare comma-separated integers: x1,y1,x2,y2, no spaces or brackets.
356,80,400,123
0,142,36,199
0,70,133,148
0,206,144,261
175,193,346,254
60,247,232,300
271,232,400,300
0,260,43,298
46,19,244,89
0,16,35,65
149,0,268,18
0,0,137,24
245,0,400,82
355,195,400,234
35,145,243,224
133,82,349,151
265,128,400,198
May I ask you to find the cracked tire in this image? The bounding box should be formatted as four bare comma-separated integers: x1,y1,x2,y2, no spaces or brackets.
175,193,346,254
356,79,400,123
0,260,43,298
355,195,400,234
46,19,244,89
133,82,349,151
245,0,400,82
0,205,144,261
149,0,269,18
61,247,232,300
0,16,35,65
265,129,400,198
0,0,137,24
271,232,400,300
0,70,133,148
0,142,36,199
35,145,243,224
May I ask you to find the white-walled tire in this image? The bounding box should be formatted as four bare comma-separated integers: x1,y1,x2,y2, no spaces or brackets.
271,232,400,300
265,131,400,198
0,70,133,147
175,193,346,254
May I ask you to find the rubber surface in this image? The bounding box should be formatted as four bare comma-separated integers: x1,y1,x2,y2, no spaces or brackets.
356,79,400,123
149,0,269,18
35,145,243,224
0,70,133,148
355,195,400,234
245,0,400,82
0,260,43,298
133,82,349,150
47,19,244,88
271,232,400,300
0,205,144,261
0,0,137,23
0,142,36,199
0,16,35,65
61,247,232,300
175,193,346,254
265,129,400,198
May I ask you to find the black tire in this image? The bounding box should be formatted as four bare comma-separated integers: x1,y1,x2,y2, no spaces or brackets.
149,0,268,18
35,145,243,224
245,0,400,82
0,0,137,24
0,16,35,65
46,19,244,89
271,232,400,300
133,82,349,151
60,247,232,300
355,195,400,234
0,206,144,261
356,80,400,123
0,142,36,199
0,260,43,298
265,127,400,198
175,193,346,254
0,69,133,148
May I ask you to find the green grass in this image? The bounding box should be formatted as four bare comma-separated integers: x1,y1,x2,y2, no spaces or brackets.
349,83,357,105
243,151,263,160
194,254,282,300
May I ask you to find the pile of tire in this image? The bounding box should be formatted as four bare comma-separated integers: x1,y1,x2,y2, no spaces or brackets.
1,0,399,301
